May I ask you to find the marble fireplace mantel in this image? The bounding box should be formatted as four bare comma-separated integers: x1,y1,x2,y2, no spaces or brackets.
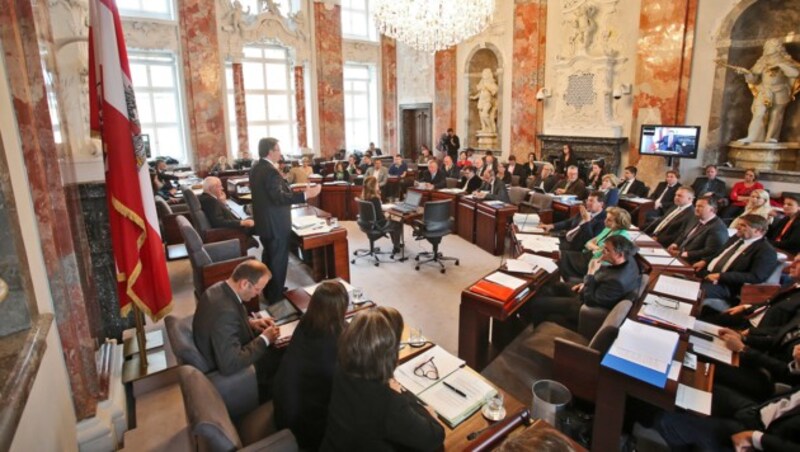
537,134,628,174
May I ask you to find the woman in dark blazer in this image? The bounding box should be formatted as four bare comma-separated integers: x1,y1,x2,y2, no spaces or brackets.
362,176,402,254
321,310,445,451
332,161,350,182
521,152,538,183
585,160,605,189
768,195,800,253
273,281,349,451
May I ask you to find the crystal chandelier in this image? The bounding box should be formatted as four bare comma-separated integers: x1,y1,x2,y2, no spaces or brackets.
372,0,495,53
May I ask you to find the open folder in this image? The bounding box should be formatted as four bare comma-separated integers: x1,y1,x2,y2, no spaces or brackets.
601,320,679,388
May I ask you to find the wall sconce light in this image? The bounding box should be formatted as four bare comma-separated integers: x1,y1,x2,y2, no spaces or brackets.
612,83,632,100
536,88,551,101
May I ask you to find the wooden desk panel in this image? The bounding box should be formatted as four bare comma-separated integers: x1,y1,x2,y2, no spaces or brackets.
458,196,478,244
290,206,350,282
551,199,581,224
319,184,351,220
475,202,518,256
619,198,655,229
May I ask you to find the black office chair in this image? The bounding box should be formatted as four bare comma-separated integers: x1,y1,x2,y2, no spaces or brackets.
412,199,459,273
352,199,396,266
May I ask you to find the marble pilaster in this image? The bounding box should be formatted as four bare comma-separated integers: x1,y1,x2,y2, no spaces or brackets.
630,0,698,182
294,66,308,149
381,36,398,154
314,2,345,158
0,0,100,420
178,0,226,170
434,48,457,138
232,62,249,156
511,0,547,160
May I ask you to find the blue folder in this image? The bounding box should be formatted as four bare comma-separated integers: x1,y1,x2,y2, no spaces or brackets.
601,347,676,388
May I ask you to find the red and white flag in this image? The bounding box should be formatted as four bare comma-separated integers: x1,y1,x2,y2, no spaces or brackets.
89,0,173,321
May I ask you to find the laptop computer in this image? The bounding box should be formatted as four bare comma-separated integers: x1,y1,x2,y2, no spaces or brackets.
394,191,423,213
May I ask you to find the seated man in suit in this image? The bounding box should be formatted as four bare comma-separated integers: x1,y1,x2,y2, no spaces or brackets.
647,170,682,221
698,214,779,312
540,190,607,251
388,154,408,177
617,166,649,198
528,235,641,327
441,155,460,179
357,155,372,175
364,157,388,187
418,160,447,189
691,164,728,200
667,195,728,265
458,165,483,194
199,176,254,232
474,168,510,203
506,155,524,182
553,166,587,199
527,162,559,193
193,260,281,401
768,194,800,253
645,186,697,248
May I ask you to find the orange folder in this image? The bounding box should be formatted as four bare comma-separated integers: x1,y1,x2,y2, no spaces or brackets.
469,279,515,303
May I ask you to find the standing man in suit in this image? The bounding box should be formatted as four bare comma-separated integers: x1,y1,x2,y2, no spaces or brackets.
647,170,682,220
418,160,447,189
193,260,281,400
251,137,321,303
474,168,510,203
646,186,697,248
698,214,779,312
769,195,800,253
691,164,728,200
541,191,607,251
553,166,588,199
617,166,649,198
668,196,728,265
458,166,482,194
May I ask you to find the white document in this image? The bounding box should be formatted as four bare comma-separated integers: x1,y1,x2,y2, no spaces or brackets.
394,346,466,395
485,271,527,290
643,255,685,267
608,320,679,373
688,336,733,364
626,197,652,204
292,215,326,229
504,259,536,274
518,225,546,234
278,319,300,341
668,360,683,381
519,235,560,253
653,275,701,301
303,278,355,296
513,213,540,226
640,294,696,330
675,384,712,415
417,367,496,422
634,233,657,244
438,188,465,194
518,253,559,273
293,224,333,236
639,247,671,257
692,320,723,337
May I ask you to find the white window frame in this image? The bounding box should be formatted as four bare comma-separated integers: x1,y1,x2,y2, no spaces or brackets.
343,63,379,152
341,0,377,42
117,0,176,21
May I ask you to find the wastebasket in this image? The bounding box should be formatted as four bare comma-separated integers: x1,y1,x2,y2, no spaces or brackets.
531,379,571,427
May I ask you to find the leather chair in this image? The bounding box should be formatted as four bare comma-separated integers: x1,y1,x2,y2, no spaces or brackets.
155,196,191,259
519,192,553,215
481,300,633,406
176,215,253,299
177,366,298,452
412,199,459,273
511,175,521,187
577,273,649,341
507,187,531,206
445,177,458,189
165,315,257,419
182,187,251,255
352,199,396,266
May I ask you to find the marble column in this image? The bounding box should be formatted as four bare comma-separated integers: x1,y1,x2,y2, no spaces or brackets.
178,0,226,171
232,62,249,156
630,0,698,181
314,2,345,158
511,0,547,160
294,65,308,149
381,36,398,155
434,48,457,139
0,0,100,420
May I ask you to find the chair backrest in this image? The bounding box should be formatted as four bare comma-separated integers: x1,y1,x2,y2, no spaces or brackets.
446,177,458,189
155,196,173,217
527,192,554,211
511,175,520,187
507,187,530,206
183,188,213,234
588,300,633,353
178,366,243,452
636,273,650,299
765,258,789,285
165,315,213,373
356,199,379,231
423,199,452,232
176,215,212,268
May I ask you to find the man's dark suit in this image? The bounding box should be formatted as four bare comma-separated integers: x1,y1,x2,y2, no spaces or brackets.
553,178,587,200
481,179,510,203
198,192,241,229
701,236,779,304
552,211,607,252
691,176,728,199
419,170,447,189
458,175,482,194
617,178,649,198
674,215,728,263
442,164,460,180
645,205,696,248
649,182,682,216
250,158,305,302
507,163,525,180
768,214,800,253
528,174,559,193
521,162,538,181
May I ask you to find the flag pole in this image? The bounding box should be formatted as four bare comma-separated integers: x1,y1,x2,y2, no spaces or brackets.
132,304,148,368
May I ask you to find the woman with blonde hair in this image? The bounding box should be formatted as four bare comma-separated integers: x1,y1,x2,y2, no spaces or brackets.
599,173,620,207
560,206,632,280
731,189,772,228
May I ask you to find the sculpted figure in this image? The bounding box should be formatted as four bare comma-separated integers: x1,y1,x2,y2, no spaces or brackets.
471,68,498,134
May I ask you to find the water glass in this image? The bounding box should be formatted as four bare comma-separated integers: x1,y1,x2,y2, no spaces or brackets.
351,287,364,305
487,392,504,414
329,217,339,228
409,327,425,347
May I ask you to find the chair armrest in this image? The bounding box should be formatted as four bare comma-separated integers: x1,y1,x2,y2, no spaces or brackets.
170,203,190,213
553,338,601,403
204,228,249,254
207,365,259,419
205,239,244,262
740,284,781,306
201,256,254,290
239,429,298,452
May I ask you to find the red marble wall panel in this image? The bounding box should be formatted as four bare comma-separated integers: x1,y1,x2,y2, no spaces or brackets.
314,2,345,158
434,48,457,138
294,65,308,149
381,36,397,155
232,62,249,156
511,0,547,160
1,0,100,420
178,0,226,170
630,0,698,181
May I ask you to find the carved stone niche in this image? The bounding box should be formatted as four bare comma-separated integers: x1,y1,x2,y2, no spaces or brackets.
537,134,627,175
464,45,502,151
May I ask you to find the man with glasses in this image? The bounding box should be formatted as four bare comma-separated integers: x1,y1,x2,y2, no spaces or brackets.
540,190,607,251
193,260,281,401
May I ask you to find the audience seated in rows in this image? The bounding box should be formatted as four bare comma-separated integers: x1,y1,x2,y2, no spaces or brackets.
506,155,525,181
644,186,696,248
458,165,483,194
666,195,729,265
617,165,649,198
416,145,434,165
331,161,349,182
598,173,620,207
647,170,682,221
456,151,472,169
442,155,460,179
721,167,764,220
527,162,559,193
153,159,181,201
585,160,605,190
364,158,388,187
496,162,512,185
387,154,408,177
418,160,447,189
234,150,253,170
474,167,510,203
520,152,538,183
553,166,587,200
540,190,607,252
559,207,632,280
211,155,234,173
345,155,359,175
768,195,800,253
731,188,773,228
691,164,728,200
357,155,373,176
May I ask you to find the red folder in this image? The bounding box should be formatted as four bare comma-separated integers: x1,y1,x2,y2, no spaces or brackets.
469,280,515,303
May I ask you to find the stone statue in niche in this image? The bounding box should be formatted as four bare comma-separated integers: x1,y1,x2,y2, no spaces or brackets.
568,3,597,55
729,39,800,144
471,68,499,134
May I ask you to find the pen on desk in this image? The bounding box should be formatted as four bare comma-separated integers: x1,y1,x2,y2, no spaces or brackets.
442,381,467,398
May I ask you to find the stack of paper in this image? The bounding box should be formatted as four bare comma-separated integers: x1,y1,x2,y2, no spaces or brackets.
638,294,696,331
642,255,685,267
292,215,326,230
439,188,465,194
485,271,527,290
652,275,701,301
513,213,540,227
639,247,671,257
688,335,733,364
675,384,712,415
601,320,680,387
518,253,559,273
504,259,537,274
394,346,466,395
381,203,397,211
519,235,560,253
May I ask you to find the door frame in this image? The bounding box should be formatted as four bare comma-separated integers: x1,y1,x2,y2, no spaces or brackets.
399,103,433,159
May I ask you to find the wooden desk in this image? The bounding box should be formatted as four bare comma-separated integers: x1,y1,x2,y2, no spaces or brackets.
290,206,350,282
444,388,525,451
457,196,478,244
475,201,518,255
551,199,581,224
619,198,655,229
634,236,695,276
319,183,352,220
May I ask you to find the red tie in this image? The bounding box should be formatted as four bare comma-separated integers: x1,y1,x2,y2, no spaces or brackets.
777,217,795,241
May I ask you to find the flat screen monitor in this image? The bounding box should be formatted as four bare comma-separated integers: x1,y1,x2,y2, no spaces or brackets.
639,125,699,159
